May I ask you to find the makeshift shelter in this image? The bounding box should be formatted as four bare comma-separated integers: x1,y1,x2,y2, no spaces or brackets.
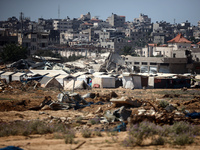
30,70,67,77
122,73,142,89
56,74,74,87
22,73,48,82
12,72,26,81
64,80,90,90
92,75,115,88
0,72,15,83
40,76,62,88
71,72,87,78
148,76,191,88
0,71,5,75
77,74,92,87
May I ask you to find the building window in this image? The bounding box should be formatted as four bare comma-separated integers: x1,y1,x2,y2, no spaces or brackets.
160,63,169,66
150,62,157,65
142,62,147,65
134,62,139,65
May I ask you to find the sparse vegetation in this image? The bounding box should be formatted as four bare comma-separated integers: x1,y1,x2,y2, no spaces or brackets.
64,132,76,144
122,121,199,147
88,117,100,125
0,120,52,137
159,99,169,108
172,133,194,145
94,130,102,137
0,120,74,137
81,128,92,138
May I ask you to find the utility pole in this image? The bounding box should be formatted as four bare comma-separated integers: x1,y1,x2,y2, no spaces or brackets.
20,12,24,38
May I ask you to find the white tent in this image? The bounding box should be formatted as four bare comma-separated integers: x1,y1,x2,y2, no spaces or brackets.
12,72,26,81
92,75,115,88
56,74,73,87
122,73,142,89
64,80,90,90
77,75,88,83
40,76,62,88
1,72,15,83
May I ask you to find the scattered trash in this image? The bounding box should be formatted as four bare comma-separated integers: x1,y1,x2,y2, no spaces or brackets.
185,112,200,119
113,106,132,121
110,96,142,107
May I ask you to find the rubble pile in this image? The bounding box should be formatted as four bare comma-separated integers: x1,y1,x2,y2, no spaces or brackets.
14,91,198,130
0,80,40,93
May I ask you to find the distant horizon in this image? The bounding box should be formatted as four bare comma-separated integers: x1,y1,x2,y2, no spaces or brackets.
0,0,200,26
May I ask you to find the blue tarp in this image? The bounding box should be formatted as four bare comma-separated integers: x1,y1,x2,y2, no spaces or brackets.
0,146,23,150
112,122,126,132
185,112,200,119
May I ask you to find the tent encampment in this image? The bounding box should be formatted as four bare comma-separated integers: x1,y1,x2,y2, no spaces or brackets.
56,74,73,87
64,80,90,90
40,76,62,88
92,75,115,88
122,73,142,89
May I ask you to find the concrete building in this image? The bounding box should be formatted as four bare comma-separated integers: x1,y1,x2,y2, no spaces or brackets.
124,56,188,74
167,33,192,50
125,28,150,47
18,32,49,54
79,12,91,21
136,33,192,58
134,13,151,24
106,13,125,28
0,28,18,46
198,20,200,28
93,21,111,28
53,19,82,32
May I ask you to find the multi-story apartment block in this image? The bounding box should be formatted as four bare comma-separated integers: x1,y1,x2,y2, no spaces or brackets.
18,32,49,54
79,12,91,21
134,13,151,24
99,29,132,53
126,28,150,47
99,29,125,42
136,33,192,58
53,19,82,32
198,21,200,28
0,28,18,47
106,13,125,28
60,31,89,45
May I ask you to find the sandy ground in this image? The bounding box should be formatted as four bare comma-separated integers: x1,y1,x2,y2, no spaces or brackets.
0,87,200,150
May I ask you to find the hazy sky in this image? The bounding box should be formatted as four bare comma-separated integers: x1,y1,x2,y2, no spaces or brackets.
0,0,200,25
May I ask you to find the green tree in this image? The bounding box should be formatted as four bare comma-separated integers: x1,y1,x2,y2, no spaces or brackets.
121,46,139,56
188,36,199,44
121,46,132,56
0,44,28,62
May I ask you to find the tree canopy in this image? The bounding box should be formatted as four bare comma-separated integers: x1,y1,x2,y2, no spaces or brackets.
121,46,139,56
0,44,28,63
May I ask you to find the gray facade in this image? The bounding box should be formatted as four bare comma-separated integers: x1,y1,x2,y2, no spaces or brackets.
106,14,125,28
124,56,188,74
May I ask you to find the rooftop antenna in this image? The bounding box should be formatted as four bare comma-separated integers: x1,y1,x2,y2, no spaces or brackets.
58,5,60,19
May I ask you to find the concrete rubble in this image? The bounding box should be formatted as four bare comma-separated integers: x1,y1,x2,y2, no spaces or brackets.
23,89,200,130
0,54,200,133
